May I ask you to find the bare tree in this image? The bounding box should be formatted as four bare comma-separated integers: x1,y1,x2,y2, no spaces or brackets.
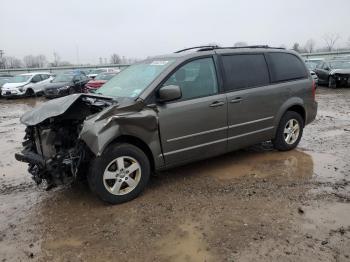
292,42,301,53
59,61,72,66
53,52,60,67
37,54,47,67
4,56,22,68
279,44,287,49
23,55,37,68
323,33,340,51
23,55,47,68
233,41,248,47
110,53,121,64
304,39,316,53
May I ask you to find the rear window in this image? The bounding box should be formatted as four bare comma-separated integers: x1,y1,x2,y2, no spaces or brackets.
222,54,270,91
268,52,307,82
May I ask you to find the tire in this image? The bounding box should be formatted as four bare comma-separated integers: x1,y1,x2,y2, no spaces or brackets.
25,89,34,97
273,111,304,151
328,76,337,88
69,87,76,94
88,143,150,204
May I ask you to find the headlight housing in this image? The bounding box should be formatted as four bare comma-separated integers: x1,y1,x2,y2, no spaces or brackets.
58,85,70,90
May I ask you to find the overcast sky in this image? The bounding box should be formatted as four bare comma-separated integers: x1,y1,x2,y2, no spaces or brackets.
1,0,349,64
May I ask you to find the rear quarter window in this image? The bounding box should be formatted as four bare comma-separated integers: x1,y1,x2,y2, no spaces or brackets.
268,52,307,82
221,54,270,91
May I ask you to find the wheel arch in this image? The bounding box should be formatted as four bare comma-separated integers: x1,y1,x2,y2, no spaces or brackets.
286,104,305,126
26,88,35,94
103,135,156,172
274,98,306,136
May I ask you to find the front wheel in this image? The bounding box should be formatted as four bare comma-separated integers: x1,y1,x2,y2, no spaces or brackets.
88,143,150,204
25,89,34,97
273,111,304,151
69,87,76,94
328,76,337,88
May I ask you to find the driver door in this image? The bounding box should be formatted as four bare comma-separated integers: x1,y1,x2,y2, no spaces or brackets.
157,57,228,166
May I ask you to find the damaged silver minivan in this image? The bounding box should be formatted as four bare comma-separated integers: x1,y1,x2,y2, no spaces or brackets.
16,46,317,204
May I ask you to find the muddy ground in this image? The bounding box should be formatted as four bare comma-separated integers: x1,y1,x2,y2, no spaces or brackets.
0,87,349,262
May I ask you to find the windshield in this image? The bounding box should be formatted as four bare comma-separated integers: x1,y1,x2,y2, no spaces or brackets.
90,69,106,75
0,78,11,85
98,59,175,98
53,73,74,82
9,75,31,83
95,73,116,81
305,61,318,70
330,61,350,69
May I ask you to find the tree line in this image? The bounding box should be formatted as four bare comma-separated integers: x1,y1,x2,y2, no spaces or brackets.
0,52,138,69
230,33,350,53
1,33,350,69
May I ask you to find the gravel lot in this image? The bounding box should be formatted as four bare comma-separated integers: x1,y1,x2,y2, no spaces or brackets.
0,87,349,262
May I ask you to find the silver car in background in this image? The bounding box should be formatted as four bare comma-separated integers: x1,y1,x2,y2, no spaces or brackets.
1,72,53,97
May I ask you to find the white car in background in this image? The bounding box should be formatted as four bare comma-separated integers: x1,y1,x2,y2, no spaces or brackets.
87,68,120,79
1,72,53,97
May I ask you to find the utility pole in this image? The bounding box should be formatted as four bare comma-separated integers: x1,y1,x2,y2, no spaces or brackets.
76,45,80,65
0,50,4,69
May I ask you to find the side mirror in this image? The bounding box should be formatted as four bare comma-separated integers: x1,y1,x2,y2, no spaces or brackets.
157,85,182,102
324,67,330,71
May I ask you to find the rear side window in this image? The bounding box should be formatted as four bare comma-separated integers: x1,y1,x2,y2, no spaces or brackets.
268,52,307,82
221,54,270,91
40,74,49,80
31,74,42,83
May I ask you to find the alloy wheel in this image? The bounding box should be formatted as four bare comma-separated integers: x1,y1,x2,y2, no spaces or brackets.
103,156,141,195
283,119,300,145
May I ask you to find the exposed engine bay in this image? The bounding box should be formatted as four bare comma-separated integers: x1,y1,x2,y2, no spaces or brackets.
15,95,114,189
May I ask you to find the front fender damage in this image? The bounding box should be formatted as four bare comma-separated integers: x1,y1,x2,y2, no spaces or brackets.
80,103,159,157
15,94,162,189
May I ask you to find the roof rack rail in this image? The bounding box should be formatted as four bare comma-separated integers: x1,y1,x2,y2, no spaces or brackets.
174,45,219,53
174,45,285,53
220,45,285,50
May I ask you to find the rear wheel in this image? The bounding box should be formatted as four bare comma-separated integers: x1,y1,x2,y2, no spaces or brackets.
273,111,303,151
88,143,150,204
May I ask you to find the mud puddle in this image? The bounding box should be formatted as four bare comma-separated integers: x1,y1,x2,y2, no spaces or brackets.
157,220,212,262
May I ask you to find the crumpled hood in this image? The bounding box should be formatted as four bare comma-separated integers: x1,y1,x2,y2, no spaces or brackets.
20,93,115,126
21,94,83,126
330,69,350,75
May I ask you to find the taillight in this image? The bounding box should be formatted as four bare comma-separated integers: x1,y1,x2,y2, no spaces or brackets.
312,80,316,101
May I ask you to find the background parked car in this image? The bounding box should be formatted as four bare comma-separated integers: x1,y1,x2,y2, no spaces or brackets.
304,63,319,85
87,68,120,79
1,72,52,98
0,74,13,97
43,71,89,98
84,71,118,93
314,60,350,88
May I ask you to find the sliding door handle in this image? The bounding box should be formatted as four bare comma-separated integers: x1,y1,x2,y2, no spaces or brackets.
210,101,225,107
230,97,243,103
